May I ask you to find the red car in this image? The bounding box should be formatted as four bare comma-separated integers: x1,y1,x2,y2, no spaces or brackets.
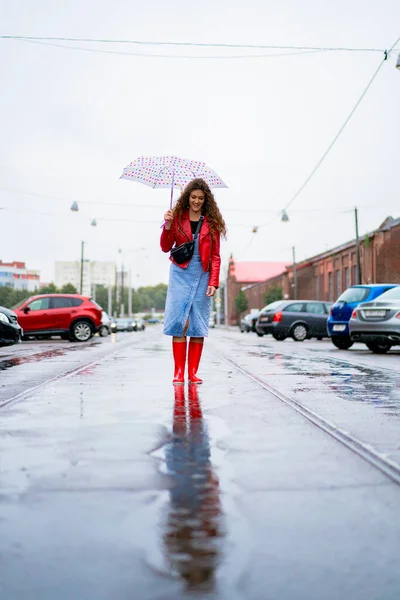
13,294,102,342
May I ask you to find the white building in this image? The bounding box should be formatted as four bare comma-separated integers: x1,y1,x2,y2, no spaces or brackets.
55,261,116,296
0,261,40,291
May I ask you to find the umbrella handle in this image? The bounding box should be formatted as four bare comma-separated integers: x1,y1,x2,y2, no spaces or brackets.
170,169,175,208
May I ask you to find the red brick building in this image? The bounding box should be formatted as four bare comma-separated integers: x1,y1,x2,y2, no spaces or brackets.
225,216,400,325
225,259,287,325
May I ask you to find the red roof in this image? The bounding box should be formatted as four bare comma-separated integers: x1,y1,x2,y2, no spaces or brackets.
231,261,287,283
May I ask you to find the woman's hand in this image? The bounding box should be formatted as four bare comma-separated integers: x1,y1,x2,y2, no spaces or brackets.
206,286,216,297
163,209,174,230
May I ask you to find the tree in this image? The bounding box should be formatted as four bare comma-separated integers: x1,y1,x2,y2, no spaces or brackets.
0,287,32,309
61,283,78,294
40,282,59,294
264,286,283,306
234,289,248,316
94,285,109,310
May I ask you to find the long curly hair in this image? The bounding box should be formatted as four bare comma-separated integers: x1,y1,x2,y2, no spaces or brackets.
172,178,227,239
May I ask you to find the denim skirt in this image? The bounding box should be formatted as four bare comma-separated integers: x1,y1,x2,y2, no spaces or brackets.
163,239,211,337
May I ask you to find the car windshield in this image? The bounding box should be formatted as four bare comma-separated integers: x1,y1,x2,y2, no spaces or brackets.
260,301,283,312
336,287,370,303
374,286,400,301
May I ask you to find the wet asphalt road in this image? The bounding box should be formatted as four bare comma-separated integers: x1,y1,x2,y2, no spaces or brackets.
0,327,399,600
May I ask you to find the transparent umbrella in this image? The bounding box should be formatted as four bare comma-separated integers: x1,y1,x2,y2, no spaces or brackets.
120,155,227,207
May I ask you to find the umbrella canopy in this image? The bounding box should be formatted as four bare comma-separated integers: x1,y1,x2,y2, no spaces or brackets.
120,155,227,206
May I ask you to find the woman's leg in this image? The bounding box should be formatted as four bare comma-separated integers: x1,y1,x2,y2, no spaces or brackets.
188,337,204,384
172,336,187,384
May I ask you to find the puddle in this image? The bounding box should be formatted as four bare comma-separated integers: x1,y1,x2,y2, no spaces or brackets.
0,348,67,371
255,349,400,416
159,385,226,592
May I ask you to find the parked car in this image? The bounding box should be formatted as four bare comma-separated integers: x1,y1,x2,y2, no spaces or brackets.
99,311,113,337
256,300,332,341
327,284,398,349
114,318,134,332
133,317,146,331
250,310,260,332
349,285,400,353
240,313,253,332
0,305,23,347
13,294,102,342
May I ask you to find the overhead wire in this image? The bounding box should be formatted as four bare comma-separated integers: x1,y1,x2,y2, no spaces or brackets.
283,33,400,212
17,38,329,60
0,34,394,53
2,186,397,214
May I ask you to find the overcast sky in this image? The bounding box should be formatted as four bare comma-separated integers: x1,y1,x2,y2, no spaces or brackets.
1,1,399,287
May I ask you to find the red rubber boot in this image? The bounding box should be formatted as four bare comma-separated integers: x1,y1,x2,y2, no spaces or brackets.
188,383,202,419
188,339,204,384
173,386,186,435
172,340,187,385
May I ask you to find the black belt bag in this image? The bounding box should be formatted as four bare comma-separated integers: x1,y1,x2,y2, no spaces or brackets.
170,217,203,265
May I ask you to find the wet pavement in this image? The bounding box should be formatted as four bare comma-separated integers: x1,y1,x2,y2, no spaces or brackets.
1,327,400,599
216,330,400,468
0,333,141,407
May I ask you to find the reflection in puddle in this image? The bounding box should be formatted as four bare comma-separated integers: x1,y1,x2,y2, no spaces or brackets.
0,348,66,371
258,350,400,416
163,385,225,592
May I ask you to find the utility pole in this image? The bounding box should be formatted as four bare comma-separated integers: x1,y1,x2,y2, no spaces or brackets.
80,241,85,295
292,246,298,300
355,207,362,284
108,285,112,316
128,270,132,318
120,261,125,317
114,265,118,318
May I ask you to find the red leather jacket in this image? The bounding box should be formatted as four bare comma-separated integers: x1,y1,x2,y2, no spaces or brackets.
160,211,221,288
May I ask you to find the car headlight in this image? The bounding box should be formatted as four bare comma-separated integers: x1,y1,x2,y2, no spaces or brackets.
0,312,10,324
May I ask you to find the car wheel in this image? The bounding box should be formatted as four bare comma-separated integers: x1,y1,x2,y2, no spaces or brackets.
331,336,354,350
291,324,308,342
366,341,391,354
272,332,286,341
99,325,109,337
71,320,93,342
256,331,264,337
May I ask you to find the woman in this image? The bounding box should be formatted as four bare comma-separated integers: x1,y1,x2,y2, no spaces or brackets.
161,178,226,384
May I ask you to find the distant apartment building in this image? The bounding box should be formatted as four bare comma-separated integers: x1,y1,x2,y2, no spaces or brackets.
0,261,40,291
54,261,116,296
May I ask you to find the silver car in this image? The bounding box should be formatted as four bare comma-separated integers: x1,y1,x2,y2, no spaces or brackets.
349,285,400,353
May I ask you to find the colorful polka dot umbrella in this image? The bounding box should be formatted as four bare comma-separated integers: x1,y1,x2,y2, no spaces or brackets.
120,155,228,207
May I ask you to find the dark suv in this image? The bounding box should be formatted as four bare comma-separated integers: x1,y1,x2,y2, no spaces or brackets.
256,300,332,341
13,294,102,342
